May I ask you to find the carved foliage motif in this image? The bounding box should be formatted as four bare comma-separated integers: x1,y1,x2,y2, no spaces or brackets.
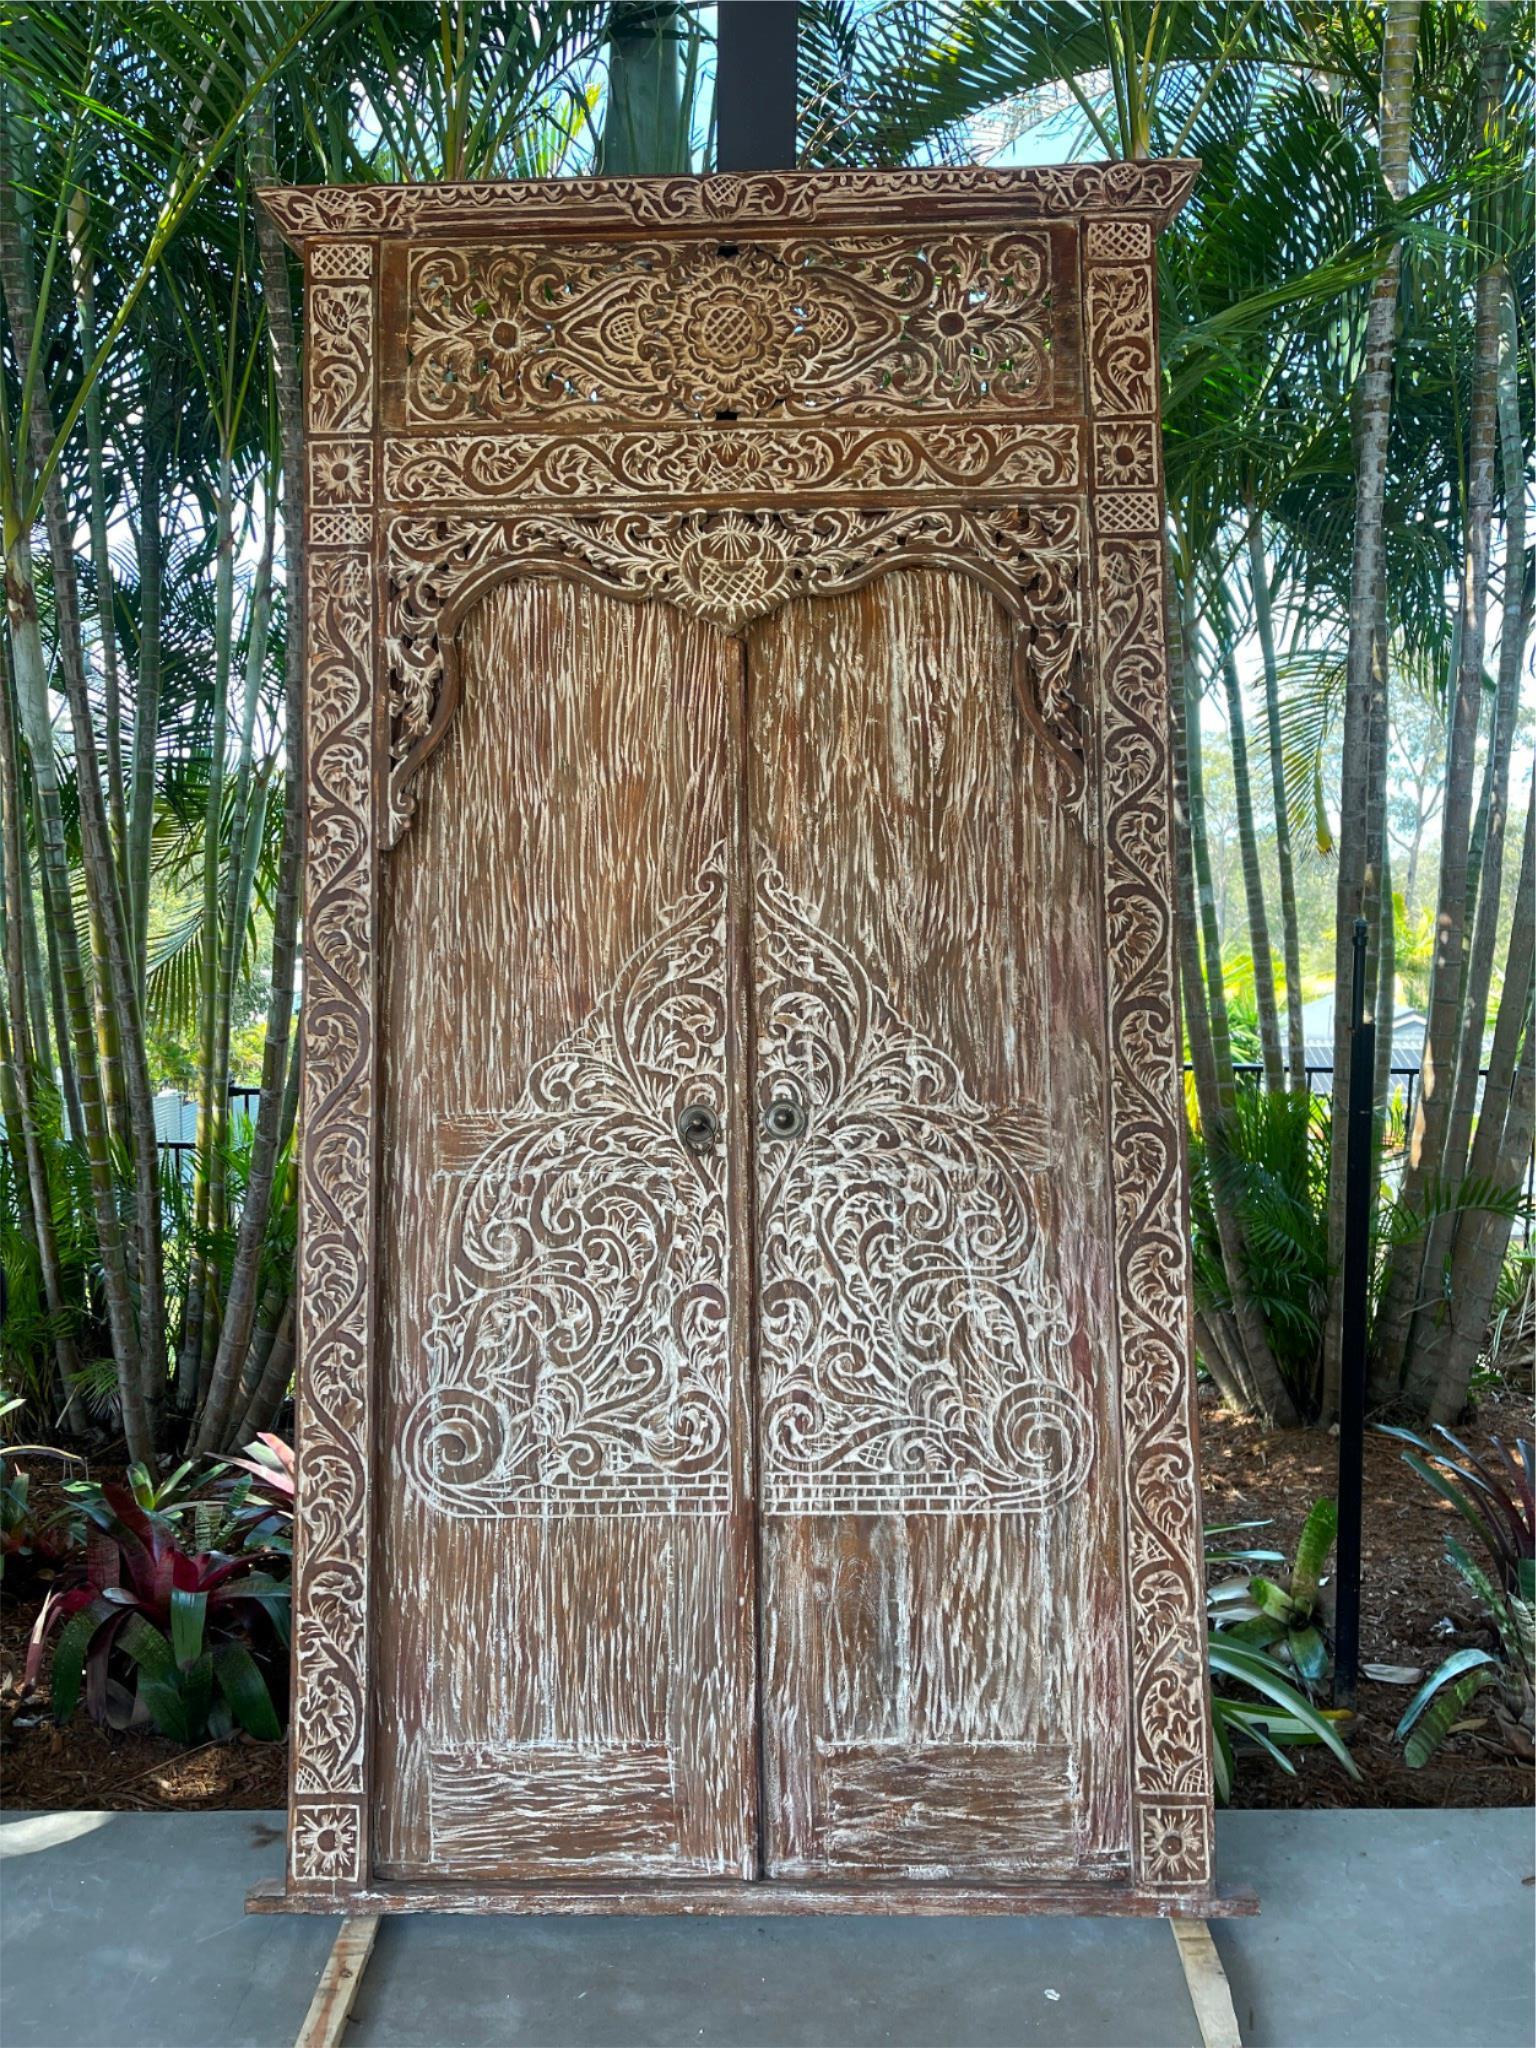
289,241,377,1890
399,846,1094,1522
406,233,1054,425
309,282,374,436
754,856,1095,1516
401,854,734,1517
1085,182,1213,1885
384,502,1084,845
383,422,1081,504
1084,267,1156,417
265,161,1201,243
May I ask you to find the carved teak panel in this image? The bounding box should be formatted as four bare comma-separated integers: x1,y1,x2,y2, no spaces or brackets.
261,163,1235,1919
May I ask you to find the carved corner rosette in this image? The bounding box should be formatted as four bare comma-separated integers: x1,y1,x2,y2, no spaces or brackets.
381,501,1088,847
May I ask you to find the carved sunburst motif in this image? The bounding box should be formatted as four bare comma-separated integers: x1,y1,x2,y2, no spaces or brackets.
401,849,1093,1521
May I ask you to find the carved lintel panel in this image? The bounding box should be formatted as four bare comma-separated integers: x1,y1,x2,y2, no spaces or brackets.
382,422,1082,505
405,231,1057,425
264,162,1201,245
383,502,1086,846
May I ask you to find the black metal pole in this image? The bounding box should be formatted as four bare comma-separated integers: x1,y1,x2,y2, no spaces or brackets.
1333,916,1375,1711
716,2,798,172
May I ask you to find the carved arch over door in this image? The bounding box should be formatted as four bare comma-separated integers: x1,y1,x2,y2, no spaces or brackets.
381,502,1088,847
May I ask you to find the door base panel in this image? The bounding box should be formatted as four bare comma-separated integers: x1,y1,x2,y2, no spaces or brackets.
250,1876,1259,1919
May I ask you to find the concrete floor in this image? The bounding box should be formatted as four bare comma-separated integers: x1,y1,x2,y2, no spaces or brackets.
0,1807,1531,2048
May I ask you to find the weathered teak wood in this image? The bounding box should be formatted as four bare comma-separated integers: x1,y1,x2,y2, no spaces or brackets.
255,161,1238,1921
251,1876,1257,1919
1172,1920,1245,2048
294,1915,380,2048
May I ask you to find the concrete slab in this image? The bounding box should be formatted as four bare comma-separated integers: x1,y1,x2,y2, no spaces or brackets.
0,1807,1530,2048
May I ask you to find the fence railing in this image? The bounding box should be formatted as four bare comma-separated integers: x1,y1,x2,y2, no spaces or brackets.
1196,1060,1536,1241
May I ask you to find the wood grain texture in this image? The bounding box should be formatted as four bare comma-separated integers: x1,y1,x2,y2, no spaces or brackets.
293,1916,379,2048
250,1876,1258,1919
373,578,757,1880
750,571,1127,1880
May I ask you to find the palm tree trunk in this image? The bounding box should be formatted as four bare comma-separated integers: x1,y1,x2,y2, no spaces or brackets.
1247,510,1306,1090
196,114,306,1453
0,626,81,1411
4,530,151,1462
1171,566,1299,1425
127,394,170,987
596,3,689,175
1321,0,1422,1422
1376,4,1509,1404
67,194,129,904
1219,631,1284,1092
177,447,236,1412
1406,782,1534,1415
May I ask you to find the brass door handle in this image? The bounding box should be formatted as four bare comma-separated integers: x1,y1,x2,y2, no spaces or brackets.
677,1103,721,1154
762,1097,808,1141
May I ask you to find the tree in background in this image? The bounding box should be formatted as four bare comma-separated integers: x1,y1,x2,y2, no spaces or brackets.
0,1,1530,1466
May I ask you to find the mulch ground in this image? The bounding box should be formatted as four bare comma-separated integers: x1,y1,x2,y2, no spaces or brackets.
2,1395,1531,1815
1201,1385,1533,1810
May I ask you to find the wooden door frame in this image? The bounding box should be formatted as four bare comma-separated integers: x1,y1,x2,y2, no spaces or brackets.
255,162,1239,1918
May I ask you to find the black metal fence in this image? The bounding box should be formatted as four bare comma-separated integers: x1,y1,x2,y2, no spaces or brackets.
1203,1060,1536,1242
155,1085,265,1167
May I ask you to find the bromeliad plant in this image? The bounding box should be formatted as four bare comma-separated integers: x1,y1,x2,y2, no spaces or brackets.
1208,1499,1339,1693
26,1479,289,1742
1380,1427,1535,1768
214,1432,296,1556
1204,1513,1358,1801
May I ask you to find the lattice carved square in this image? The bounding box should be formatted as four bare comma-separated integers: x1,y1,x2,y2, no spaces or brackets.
1086,219,1153,262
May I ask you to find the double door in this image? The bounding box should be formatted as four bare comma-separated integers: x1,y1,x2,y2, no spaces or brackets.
373,565,1127,1886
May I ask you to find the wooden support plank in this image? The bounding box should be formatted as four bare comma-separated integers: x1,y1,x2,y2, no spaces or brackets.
250,1875,1258,1920
295,1915,380,2048
1171,1920,1243,2048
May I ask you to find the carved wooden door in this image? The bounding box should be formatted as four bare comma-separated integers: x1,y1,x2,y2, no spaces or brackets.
264,162,1231,1919
374,582,758,1879
749,574,1123,1879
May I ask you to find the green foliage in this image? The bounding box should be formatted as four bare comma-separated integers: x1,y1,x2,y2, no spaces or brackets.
1383,1427,1535,1766
1204,1515,1359,1800
28,1477,288,1742
1208,1500,1339,1692
1190,1085,1330,1409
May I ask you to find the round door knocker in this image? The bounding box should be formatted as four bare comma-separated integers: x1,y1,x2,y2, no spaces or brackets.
676,1103,721,1154
762,1097,808,1142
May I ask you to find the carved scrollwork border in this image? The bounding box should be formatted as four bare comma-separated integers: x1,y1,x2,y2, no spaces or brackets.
287,238,379,1893
380,502,1088,848
1084,218,1215,1892
264,161,1201,246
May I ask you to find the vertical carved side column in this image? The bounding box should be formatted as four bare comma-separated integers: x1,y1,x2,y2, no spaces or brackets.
287,239,379,1890
1085,217,1215,1892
